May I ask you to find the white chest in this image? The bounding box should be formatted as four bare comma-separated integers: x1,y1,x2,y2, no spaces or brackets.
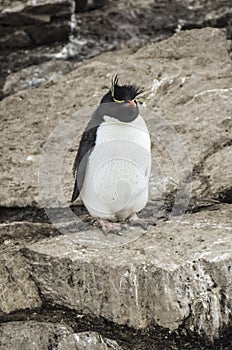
80,114,151,219
95,115,151,152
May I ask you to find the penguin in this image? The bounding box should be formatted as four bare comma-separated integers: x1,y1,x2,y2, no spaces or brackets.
71,76,151,233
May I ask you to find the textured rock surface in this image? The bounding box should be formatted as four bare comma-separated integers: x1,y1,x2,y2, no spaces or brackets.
0,251,42,314
201,145,232,202
3,59,74,97
1,26,232,350
1,27,231,208
20,205,232,338
0,0,74,49
0,322,121,350
0,0,231,101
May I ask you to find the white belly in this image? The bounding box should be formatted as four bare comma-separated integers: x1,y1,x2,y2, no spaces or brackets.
80,115,151,220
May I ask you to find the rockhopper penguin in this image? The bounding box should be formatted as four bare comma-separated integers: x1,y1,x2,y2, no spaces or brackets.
71,76,151,233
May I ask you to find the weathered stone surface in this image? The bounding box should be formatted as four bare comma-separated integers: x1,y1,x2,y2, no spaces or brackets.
1,27,231,209
0,251,42,314
3,59,74,96
0,0,74,49
1,0,231,103
0,0,73,23
73,332,124,350
21,205,232,338
75,0,109,12
201,145,232,202
0,221,59,245
0,321,121,350
0,20,232,350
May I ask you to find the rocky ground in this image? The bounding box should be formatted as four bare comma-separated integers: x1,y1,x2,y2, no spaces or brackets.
0,0,231,100
1,0,232,349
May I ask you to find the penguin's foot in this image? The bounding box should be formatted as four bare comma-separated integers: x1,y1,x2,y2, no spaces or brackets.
128,213,149,230
99,219,124,235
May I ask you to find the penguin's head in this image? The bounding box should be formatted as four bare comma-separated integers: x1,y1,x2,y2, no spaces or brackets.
101,75,144,106
100,76,144,122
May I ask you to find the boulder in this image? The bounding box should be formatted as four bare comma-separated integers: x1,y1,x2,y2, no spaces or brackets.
0,251,42,314
1,27,232,347
1,0,231,102
21,205,232,339
3,59,74,97
0,322,122,350
1,27,231,209
0,0,74,49
75,0,109,12
201,145,232,203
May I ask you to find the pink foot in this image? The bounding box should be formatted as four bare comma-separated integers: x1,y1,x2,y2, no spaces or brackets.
128,213,148,230
99,219,123,235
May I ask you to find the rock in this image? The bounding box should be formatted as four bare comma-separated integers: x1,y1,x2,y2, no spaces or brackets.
1,25,232,349
21,205,232,339
3,59,74,96
0,0,74,49
0,29,32,49
0,27,231,210
75,0,109,12
0,221,59,245
202,145,232,202
0,251,42,314
72,332,124,350
0,321,122,350
1,0,231,101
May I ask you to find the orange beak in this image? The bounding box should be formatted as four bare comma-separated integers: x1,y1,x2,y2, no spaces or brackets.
127,100,136,108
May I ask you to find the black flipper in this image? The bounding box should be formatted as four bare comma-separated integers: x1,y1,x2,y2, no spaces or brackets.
71,108,103,203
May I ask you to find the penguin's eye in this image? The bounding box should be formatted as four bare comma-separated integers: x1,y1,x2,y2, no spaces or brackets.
113,97,125,103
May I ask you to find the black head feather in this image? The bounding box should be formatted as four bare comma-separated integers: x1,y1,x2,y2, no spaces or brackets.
101,75,144,104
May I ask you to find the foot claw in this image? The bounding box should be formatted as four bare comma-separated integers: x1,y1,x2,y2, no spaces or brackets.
128,213,151,230
99,219,124,235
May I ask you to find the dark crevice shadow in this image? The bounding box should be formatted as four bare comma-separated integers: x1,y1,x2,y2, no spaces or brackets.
1,302,232,350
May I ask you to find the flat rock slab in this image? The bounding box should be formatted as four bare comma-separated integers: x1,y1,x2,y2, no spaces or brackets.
0,0,73,49
3,59,74,97
1,27,232,209
0,250,42,314
0,322,121,350
22,205,232,339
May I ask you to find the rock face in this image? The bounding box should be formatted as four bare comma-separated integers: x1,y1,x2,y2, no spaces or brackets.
20,205,232,338
1,27,231,208
1,27,232,349
0,0,75,49
0,0,231,101
3,59,74,96
0,251,42,314
0,322,121,350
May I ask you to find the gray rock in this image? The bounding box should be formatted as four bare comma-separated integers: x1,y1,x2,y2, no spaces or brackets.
1,25,232,349
0,0,73,25
75,0,109,12
3,59,74,96
202,145,232,202
0,29,31,49
70,331,124,350
0,27,231,210
0,221,59,245
0,251,42,314
0,0,74,49
21,205,232,339
0,322,123,350
1,0,231,102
